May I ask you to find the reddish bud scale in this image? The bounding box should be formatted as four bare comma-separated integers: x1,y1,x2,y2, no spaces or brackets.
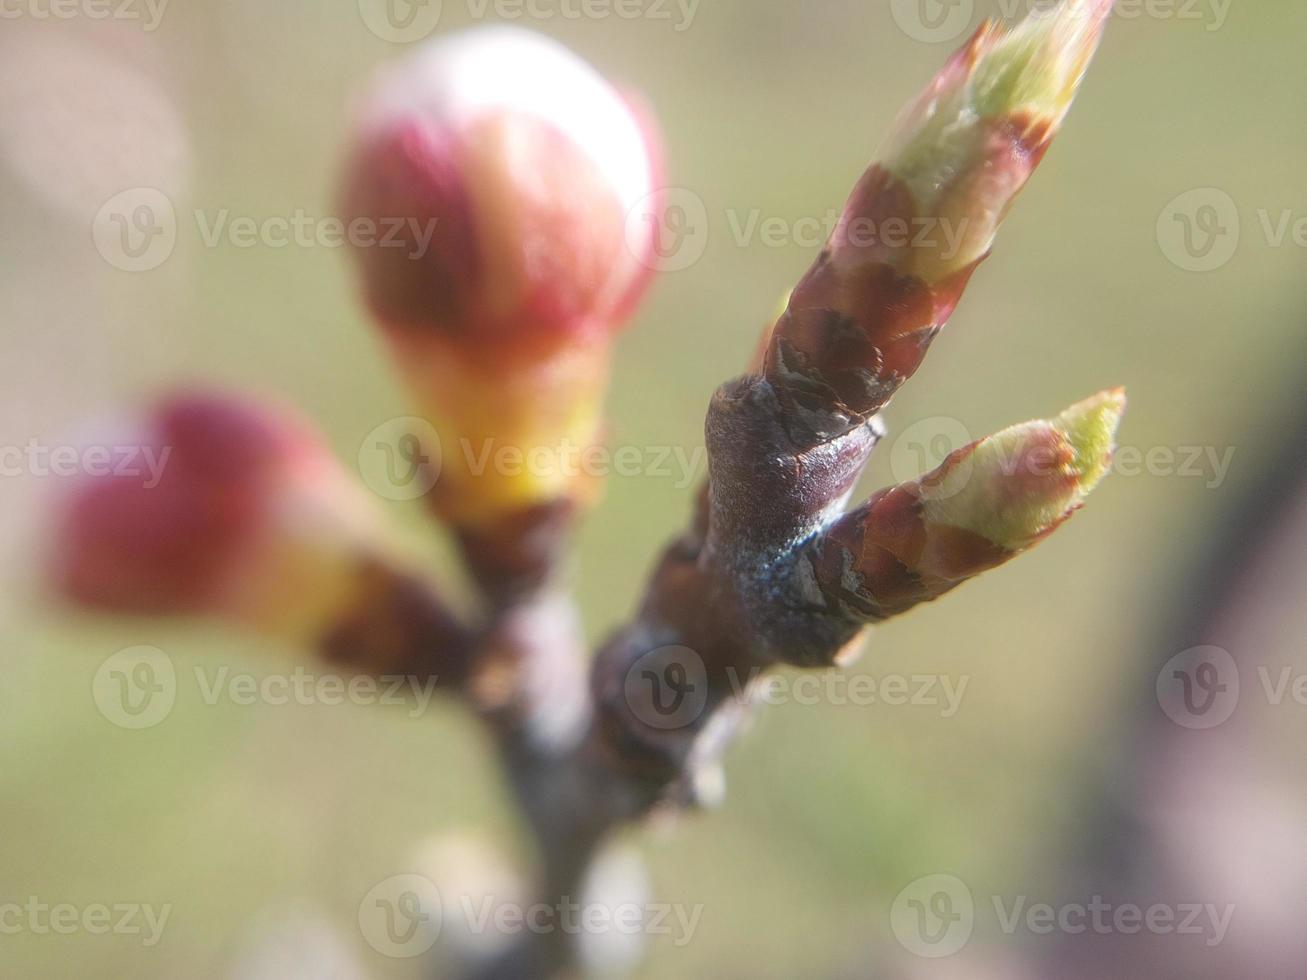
763,166,980,421
812,485,1010,621
807,389,1124,623
762,2,1109,425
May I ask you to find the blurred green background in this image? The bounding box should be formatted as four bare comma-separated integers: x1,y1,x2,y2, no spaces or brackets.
1,0,1303,976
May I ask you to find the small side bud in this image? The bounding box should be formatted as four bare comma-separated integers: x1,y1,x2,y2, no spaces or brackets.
809,388,1124,621
48,391,398,642
918,387,1125,553
340,27,663,527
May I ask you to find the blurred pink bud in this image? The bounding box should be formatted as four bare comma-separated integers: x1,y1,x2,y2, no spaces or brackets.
340,26,663,356
49,391,389,639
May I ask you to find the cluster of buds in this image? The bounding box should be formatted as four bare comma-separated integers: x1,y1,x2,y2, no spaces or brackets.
340,27,663,539
41,11,1126,978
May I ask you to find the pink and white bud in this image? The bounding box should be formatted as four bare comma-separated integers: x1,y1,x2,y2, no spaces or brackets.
340,27,663,526
49,391,392,640
340,26,662,353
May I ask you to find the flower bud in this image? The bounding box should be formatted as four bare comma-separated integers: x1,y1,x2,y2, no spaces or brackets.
880,0,1112,283
811,388,1124,621
916,387,1125,554
764,0,1109,422
340,28,663,526
49,391,395,641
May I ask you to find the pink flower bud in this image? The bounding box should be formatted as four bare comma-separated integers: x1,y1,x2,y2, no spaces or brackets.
49,391,390,639
340,26,663,353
